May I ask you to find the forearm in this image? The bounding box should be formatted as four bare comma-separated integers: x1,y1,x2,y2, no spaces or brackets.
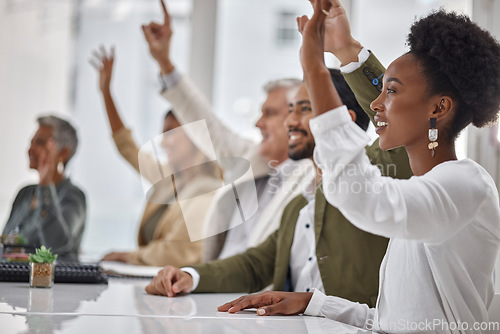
100,88,125,134
193,234,277,293
305,289,376,330
127,239,203,267
162,75,256,158
304,67,343,118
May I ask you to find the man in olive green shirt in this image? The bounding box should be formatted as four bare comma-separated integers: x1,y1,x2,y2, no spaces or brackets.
146,56,412,307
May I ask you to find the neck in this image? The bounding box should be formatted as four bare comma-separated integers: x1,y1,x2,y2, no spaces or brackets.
41,172,65,186
405,140,457,176
309,157,322,184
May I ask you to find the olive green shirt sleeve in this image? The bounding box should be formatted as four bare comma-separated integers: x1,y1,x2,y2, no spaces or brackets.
192,229,278,293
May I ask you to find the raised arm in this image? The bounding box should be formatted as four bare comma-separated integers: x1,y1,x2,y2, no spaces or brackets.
90,47,168,183
89,46,125,134
142,0,256,159
301,0,491,243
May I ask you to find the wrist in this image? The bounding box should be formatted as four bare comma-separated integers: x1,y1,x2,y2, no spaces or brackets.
158,60,175,75
100,86,111,96
330,39,363,66
299,292,314,314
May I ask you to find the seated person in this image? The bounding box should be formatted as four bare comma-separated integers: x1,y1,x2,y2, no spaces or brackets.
219,1,500,332
3,115,86,262
144,68,412,308
142,2,315,262
90,47,221,267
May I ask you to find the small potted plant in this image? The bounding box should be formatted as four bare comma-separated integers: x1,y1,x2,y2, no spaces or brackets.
29,246,58,288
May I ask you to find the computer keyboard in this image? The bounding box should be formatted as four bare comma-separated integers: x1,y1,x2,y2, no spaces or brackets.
0,262,108,284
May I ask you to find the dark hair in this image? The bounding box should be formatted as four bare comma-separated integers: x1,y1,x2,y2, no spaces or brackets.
328,68,370,131
407,10,500,141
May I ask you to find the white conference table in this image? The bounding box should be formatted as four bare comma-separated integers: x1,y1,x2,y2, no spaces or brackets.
0,278,369,334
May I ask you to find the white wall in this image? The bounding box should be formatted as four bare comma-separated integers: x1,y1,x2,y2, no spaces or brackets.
0,0,75,228
71,0,192,258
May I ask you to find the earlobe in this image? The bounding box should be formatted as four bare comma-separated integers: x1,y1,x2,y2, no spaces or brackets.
58,147,71,165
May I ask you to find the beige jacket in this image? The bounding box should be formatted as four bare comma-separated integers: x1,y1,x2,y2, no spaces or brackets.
112,128,220,267
162,76,315,262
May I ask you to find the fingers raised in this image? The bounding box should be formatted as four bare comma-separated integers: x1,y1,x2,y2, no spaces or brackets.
160,0,170,26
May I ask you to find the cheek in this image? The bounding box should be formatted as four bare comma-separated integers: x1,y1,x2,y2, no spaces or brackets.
271,119,288,135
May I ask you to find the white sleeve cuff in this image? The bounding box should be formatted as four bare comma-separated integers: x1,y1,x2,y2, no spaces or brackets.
309,105,351,135
304,288,327,316
159,68,182,92
339,47,369,74
180,267,200,292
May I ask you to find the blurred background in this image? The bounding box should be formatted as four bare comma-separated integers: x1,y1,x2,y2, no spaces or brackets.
0,0,499,288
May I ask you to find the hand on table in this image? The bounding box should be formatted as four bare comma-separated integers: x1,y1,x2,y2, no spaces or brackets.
142,0,174,74
145,265,193,297
101,251,129,263
217,291,313,316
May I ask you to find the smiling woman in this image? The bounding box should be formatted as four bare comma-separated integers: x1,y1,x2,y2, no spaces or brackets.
299,1,500,332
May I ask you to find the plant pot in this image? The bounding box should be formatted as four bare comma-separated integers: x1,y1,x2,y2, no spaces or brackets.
29,262,55,288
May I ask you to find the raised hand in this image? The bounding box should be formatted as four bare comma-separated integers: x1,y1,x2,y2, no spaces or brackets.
297,0,332,73
322,0,362,65
297,0,343,117
145,266,194,297
217,291,313,316
89,46,115,93
142,0,174,74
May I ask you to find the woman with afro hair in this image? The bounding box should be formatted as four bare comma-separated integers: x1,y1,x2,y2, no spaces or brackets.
217,0,500,332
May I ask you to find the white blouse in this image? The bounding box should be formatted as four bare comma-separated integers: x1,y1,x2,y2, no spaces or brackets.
305,106,500,333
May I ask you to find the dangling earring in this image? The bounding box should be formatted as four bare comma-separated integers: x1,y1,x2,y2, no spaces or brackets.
57,161,64,174
428,118,438,157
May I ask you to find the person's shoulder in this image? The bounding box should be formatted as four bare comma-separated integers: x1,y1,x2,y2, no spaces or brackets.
14,184,37,198
61,179,87,200
427,159,497,198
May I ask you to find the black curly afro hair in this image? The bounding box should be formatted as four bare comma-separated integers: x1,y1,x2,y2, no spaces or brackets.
407,10,500,141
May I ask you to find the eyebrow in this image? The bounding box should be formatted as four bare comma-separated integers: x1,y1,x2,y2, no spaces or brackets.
294,100,311,105
385,77,404,86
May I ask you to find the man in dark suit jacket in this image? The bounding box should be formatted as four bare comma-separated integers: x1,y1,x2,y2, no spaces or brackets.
145,60,412,308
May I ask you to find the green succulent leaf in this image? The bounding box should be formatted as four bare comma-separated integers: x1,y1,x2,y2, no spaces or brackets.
28,246,58,263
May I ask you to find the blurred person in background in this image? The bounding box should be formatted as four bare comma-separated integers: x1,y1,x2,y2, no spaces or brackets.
90,47,221,267
2,115,86,262
141,0,315,262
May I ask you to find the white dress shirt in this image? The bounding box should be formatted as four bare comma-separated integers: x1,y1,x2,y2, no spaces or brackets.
289,178,325,293
305,107,500,334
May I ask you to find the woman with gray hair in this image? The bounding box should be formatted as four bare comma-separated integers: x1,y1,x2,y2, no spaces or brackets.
2,115,86,262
